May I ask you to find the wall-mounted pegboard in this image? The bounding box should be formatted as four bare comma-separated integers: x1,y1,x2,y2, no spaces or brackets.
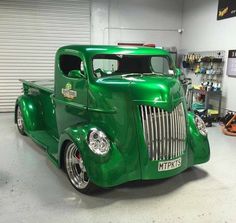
182,50,226,85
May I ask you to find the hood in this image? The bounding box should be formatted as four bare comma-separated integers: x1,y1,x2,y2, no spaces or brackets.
95,75,184,112
128,75,184,111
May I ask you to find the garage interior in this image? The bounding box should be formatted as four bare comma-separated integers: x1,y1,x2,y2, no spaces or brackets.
0,0,236,222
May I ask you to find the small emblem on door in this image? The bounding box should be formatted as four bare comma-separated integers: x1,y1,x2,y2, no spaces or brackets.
62,82,77,99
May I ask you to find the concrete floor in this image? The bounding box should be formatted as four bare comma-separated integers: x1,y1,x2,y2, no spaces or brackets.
0,113,236,223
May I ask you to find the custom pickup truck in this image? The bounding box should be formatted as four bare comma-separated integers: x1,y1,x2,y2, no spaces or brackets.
15,45,210,194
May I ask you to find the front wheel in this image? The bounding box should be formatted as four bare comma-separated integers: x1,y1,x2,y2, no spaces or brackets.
64,142,99,194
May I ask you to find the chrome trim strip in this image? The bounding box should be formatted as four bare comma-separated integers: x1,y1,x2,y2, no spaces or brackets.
149,106,154,160
170,108,173,159
177,105,181,157
172,108,177,158
158,108,162,160
181,105,184,154
140,106,146,140
166,110,169,159
153,107,158,160
160,109,166,159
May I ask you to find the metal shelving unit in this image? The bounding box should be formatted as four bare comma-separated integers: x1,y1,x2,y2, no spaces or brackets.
189,88,222,118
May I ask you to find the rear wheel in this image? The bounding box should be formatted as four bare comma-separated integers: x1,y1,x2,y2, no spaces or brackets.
16,105,26,136
64,141,98,194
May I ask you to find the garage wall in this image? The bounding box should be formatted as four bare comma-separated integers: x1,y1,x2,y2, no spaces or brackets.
91,0,183,49
0,0,91,112
181,0,236,111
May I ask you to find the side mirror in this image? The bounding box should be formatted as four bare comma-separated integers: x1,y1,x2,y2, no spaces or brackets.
175,68,182,77
68,70,85,79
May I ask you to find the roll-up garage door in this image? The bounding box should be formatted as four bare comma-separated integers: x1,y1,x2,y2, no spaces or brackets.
0,0,91,112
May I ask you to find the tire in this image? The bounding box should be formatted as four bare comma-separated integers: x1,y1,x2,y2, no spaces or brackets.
16,105,26,136
64,141,99,195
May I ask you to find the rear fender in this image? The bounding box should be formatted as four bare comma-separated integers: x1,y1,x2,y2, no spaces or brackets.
15,95,44,132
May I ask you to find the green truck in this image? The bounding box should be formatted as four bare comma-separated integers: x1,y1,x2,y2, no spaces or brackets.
15,45,210,194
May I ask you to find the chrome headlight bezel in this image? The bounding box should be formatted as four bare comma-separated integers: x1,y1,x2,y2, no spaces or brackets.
88,129,110,155
194,115,207,136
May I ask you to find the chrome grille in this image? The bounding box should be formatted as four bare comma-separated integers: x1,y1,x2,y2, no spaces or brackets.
140,103,186,161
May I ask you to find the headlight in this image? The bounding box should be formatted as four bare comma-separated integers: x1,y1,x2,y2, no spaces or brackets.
88,129,110,155
195,115,207,136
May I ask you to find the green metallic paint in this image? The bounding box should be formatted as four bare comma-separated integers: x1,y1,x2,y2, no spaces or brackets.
58,124,139,187
187,112,210,164
15,45,210,188
16,95,44,133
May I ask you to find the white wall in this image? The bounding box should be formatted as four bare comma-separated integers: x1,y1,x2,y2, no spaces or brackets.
91,0,183,49
181,0,236,111
91,0,236,110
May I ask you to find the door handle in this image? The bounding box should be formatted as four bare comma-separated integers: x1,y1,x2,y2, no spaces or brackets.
50,94,56,107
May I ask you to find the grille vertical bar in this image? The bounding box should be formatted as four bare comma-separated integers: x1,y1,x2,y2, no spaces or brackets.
166,110,169,159
153,107,158,160
170,108,174,159
158,108,162,160
140,103,186,161
175,106,178,158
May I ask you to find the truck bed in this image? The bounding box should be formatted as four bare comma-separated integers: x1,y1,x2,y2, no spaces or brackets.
20,79,54,93
19,79,58,163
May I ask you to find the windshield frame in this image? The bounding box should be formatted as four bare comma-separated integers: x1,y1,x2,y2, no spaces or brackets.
91,53,176,79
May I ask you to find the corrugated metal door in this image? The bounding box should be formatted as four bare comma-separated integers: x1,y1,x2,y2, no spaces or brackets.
0,0,91,112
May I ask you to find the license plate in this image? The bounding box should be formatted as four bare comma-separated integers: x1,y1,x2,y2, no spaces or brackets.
158,158,182,171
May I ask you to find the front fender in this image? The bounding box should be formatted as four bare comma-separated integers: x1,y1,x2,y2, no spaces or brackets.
58,124,137,188
187,112,210,165
15,95,44,132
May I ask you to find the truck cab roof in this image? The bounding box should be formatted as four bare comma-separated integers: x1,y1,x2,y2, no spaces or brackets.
57,45,170,57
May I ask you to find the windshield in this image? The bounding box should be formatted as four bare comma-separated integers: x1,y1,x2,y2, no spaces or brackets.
93,54,175,78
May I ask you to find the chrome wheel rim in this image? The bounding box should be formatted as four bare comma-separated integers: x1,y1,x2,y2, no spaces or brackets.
65,143,89,189
17,107,24,131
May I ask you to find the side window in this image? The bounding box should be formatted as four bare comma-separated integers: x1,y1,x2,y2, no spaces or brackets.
59,55,83,76
150,56,174,75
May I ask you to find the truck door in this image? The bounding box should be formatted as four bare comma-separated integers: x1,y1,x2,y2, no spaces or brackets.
54,52,88,134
